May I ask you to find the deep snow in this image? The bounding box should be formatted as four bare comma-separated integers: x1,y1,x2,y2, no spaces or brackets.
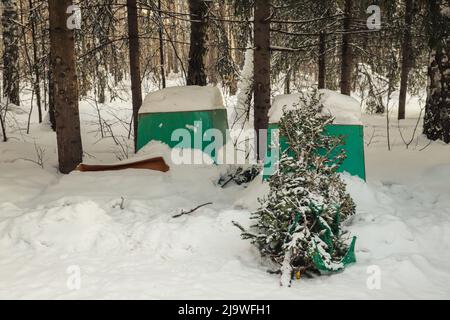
270,89,362,125
140,85,225,114
0,83,449,299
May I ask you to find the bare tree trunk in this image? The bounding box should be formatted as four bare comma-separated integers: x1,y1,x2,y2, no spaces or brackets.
46,1,55,131
48,0,83,173
158,0,166,88
187,0,210,86
40,9,48,112
78,29,89,97
218,1,237,94
2,0,20,106
169,0,179,74
0,108,6,142
318,32,326,89
207,43,218,85
254,0,271,160
423,0,450,143
48,50,56,131
340,0,353,96
207,1,218,88
29,0,42,123
96,66,106,104
398,0,415,120
284,68,291,94
127,0,143,151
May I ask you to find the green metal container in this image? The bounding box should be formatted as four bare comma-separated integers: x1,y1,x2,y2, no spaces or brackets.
263,123,366,180
137,109,229,160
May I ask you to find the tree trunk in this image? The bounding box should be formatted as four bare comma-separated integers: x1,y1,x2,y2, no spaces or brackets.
29,0,42,123
318,32,326,89
1,0,20,106
158,0,166,88
127,0,143,151
48,50,56,131
398,0,415,120
48,0,83,173
97,66,106,104
40,10,48,112
169,0,179,74
0,110,6,142
423,0,450,143
207,42,218,85
254,0,271,160
284,69,291,94
206,2,218,88
340,0,353,96
45,0,55,130
187,0,210,86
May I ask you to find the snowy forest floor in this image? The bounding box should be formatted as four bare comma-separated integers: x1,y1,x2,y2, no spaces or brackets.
0,85,450,299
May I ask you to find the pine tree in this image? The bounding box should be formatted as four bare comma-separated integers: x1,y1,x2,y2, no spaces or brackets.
236,91,356,286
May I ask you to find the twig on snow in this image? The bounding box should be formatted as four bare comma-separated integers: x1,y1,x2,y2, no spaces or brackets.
172,202,213,218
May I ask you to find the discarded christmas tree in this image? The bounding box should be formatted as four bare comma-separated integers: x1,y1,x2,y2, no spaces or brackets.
236,91,357,286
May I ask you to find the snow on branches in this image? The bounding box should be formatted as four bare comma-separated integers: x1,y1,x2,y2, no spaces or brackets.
236,90,356,286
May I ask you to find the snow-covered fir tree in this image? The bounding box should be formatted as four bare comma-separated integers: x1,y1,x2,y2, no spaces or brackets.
237,90,357,287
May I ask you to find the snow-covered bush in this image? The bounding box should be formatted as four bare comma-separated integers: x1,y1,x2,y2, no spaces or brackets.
236,90,356,286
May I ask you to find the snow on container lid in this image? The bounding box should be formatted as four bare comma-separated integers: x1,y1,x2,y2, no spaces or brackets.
139,85,225,114
269,89,362,125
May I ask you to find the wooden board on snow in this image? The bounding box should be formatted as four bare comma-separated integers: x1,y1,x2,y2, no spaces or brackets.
76,157,170,173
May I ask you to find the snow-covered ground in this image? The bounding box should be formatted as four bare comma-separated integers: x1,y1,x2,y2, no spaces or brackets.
0,85,449,299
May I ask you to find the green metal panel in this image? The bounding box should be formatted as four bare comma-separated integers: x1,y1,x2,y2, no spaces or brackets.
324,124,366,180
264,123,366,181
137,109,229,160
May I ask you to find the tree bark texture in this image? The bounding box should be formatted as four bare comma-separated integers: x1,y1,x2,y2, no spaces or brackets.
48,0,83,173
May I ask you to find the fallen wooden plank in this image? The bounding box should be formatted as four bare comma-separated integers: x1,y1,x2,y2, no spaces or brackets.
76,156,170,173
